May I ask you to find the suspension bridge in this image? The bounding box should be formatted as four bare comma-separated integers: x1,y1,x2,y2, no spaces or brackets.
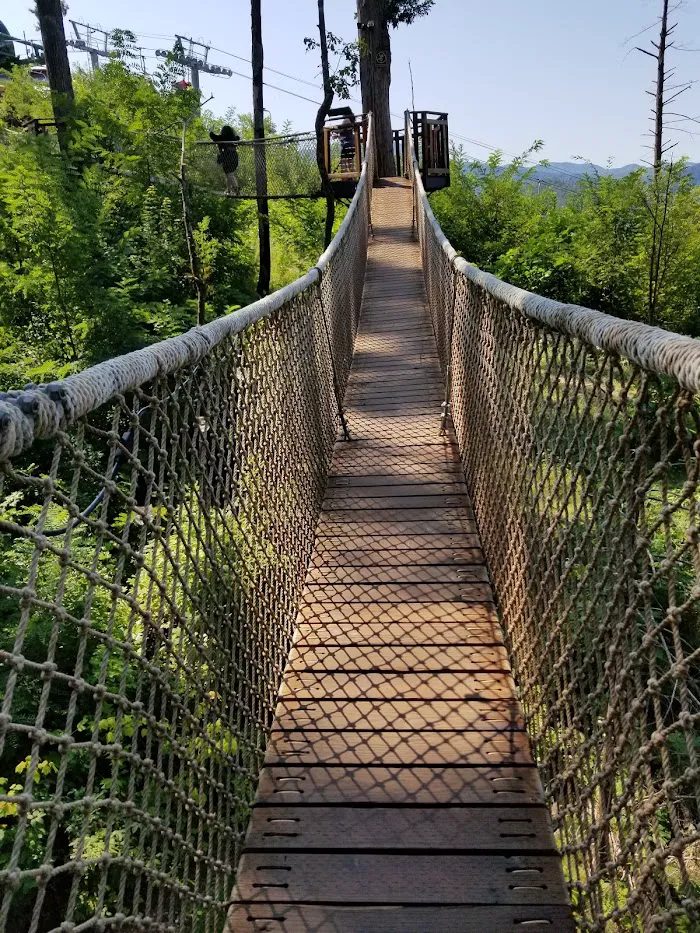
0,114,698,933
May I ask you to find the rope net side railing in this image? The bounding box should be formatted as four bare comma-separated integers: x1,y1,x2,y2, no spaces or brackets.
407,115,700,931
0,120,373,933
189,132,323,200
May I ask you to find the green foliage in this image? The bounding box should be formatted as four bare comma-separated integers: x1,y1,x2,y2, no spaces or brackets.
432,145,700,336
0,63,327,390
385,0,435,28
304,33,359,99
0,61,329,918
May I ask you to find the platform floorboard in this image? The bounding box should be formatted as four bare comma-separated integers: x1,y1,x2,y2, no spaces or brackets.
228,179,573,932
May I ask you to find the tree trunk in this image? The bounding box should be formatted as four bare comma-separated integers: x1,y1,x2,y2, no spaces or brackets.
35,0,74,152
180,126,207,326
251,0,271,296
646,0,671,324
315,0,335,248
357,0,395,177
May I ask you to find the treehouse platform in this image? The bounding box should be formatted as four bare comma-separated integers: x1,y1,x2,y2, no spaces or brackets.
227,179,574,931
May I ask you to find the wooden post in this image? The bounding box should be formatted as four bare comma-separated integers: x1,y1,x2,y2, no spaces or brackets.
251,0,271,296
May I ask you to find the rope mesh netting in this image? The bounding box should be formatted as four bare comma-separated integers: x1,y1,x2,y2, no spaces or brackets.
188,133,353,200
0,122,373,933
408,116,700,931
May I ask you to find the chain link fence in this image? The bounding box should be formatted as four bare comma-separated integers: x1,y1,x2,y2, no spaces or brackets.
0,122,373,933
408,117,700,931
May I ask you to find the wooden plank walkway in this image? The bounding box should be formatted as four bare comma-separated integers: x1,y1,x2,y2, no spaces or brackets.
228,179,574,932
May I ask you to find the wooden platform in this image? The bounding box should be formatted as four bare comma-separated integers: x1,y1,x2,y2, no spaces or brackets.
228,179,573,932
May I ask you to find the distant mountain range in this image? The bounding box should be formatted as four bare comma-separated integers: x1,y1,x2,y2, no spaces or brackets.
528,161,700,190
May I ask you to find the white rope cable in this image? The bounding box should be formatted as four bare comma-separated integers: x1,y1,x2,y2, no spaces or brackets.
411,149,700,394
0,120,373,462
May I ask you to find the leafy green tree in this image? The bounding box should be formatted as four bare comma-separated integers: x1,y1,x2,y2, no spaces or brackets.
432,144,700,336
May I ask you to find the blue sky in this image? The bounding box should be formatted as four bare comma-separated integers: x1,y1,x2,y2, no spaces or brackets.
6,0,700,166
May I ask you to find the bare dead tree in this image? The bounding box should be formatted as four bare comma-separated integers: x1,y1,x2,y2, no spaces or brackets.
634,0,691,177
635,0,692,324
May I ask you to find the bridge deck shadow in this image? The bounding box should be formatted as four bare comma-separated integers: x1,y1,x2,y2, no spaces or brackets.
228,178,574,932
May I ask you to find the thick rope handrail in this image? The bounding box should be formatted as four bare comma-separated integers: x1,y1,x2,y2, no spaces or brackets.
0,115,375,933
0,118,373,462
412,153,700,393
408,116,700,931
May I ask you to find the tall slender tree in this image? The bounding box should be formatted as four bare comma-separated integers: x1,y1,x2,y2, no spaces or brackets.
306,13,359,246
251,0,271,295
314,1,335,248
635,0,687,178
635,0,691,323
356,0,432,177
35,0,73,151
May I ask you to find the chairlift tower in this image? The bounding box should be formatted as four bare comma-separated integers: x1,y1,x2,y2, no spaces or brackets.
67,21,110,73
155,36,232,91
0,30,44,64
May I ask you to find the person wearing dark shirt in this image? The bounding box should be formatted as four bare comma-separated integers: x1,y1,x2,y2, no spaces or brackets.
209,125,241,195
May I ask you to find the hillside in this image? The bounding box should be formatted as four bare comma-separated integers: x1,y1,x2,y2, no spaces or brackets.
531,159,700,188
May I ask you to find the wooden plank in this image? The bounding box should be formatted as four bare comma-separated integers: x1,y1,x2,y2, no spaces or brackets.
338,436,455,450
310,547,484,567
333,436,461,451
325,482,468,497
330,447,461,465
312,534,482,552
286,644,510,672
255,765,545,806
321,495,472,510
347,403,443,415
345,390,445,404
341,430,448,446
296,602,498,624
332,437,459,452
264,729,533,766
274,698,524,732
293,621,503,645
326,475,465,488
346,365,440,378
230,180,572,928
227,903,577,932
279,671,515,701
244,806,557,852
301,582,494,603
354,341,437,353
233,853,569,904
315,519,478,536
347,364,439,375
305,565,488,585
346,381,441,392
329,461,464,478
